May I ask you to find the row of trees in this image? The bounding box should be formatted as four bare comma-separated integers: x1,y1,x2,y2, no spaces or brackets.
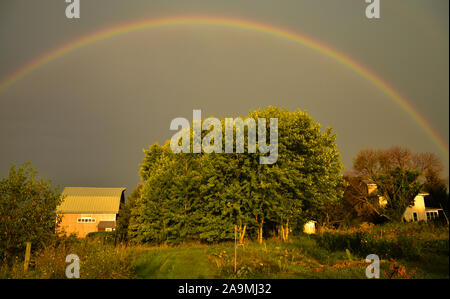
123,107,345,244
121,113,449,243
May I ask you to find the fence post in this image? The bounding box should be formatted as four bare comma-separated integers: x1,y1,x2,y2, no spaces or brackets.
24,242,31,272
234,225,237,273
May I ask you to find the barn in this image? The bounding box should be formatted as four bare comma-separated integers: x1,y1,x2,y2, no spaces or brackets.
57,187,126,237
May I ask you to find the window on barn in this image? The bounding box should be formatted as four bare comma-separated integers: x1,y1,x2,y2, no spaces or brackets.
413,212,418,222
77,217,96,223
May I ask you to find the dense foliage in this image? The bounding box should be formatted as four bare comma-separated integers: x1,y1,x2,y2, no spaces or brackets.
316,222,449,260
128,107,345,244
0,163,62,264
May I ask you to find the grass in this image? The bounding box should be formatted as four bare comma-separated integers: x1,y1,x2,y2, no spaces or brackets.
133,246,218,279
131,235,446,279
2,223,448,279
0,235,138,279
204,238,369,279
131,223,449,279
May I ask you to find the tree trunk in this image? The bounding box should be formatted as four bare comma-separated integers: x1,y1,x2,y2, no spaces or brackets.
285,218,289,241
239,225,246,244
280,224,285,242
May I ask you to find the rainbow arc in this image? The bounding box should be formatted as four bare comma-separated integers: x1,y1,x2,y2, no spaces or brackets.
0,16,447,159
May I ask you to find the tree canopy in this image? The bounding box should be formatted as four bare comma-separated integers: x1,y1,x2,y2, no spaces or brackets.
128,106,345,244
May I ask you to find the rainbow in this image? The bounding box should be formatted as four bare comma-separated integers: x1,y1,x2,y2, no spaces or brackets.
0,16,447,159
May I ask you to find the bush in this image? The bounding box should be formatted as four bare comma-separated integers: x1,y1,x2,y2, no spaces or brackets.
316,222,448,260
86,231,118,245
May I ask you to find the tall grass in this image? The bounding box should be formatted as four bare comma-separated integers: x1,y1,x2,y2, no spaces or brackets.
0,235,137,279
1,222,447,279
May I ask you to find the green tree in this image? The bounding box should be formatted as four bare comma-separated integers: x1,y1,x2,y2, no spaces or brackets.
116,183,143,243
131,106,345,244
0,162,62,264
378,167,421,221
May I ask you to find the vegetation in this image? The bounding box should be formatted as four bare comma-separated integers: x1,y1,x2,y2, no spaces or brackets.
128,106,345,244
0,107,448,279
2,221,447,279
132,222,448,279
116,184,143,243
0,162,62,265
335,147,449,225
317,222,449,260
0,235,137,279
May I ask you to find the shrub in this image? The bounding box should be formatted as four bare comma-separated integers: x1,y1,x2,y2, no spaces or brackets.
316,222,448,260
86,231,118,245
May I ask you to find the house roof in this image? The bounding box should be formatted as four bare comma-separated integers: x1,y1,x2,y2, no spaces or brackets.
57,187,125,214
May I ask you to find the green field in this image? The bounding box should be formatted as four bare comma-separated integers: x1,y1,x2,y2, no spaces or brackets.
131,233,449,279
2,223,448,279
132,240,368,279
133,247,218,279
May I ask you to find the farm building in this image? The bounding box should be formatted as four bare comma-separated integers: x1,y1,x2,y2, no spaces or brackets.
57,187,126,238
303,221,317,234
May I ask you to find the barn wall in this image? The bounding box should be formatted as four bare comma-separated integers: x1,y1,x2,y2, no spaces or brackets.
57,213,116,238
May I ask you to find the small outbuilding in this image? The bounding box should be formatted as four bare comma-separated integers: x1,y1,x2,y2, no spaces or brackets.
303,220,317,234
57,187,126,238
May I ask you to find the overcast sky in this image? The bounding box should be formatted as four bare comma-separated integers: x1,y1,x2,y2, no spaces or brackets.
0,0,448,193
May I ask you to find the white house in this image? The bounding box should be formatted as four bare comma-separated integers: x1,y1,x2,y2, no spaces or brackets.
402,192,442,222
373,184,443,222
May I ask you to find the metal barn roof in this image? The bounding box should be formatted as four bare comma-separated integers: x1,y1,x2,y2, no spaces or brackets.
57,187,126,214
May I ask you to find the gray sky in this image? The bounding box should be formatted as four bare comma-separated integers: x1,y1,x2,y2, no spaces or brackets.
0,0,448,193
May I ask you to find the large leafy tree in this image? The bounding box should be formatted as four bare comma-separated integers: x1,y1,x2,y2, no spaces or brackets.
0,162,62,264
130,106,344,244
